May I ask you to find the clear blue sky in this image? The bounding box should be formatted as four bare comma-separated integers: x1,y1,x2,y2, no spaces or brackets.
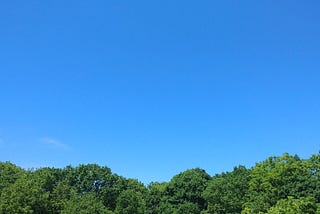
0,1,319,184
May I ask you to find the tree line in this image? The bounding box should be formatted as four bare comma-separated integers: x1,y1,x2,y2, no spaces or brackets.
0,152,319,213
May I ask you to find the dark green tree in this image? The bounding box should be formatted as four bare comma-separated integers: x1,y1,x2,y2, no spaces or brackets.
115,189,146,214
203,165,250,214
146,182,168,214
63,164,122,211
64,164,113,194
0,162,25,194
308,152,320,203
164,168,211,213
62,192,113,214
0,172,50,213
50,180,74,213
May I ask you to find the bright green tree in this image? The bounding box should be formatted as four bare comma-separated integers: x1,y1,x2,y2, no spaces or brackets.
243,153,319,213
266,196,317,214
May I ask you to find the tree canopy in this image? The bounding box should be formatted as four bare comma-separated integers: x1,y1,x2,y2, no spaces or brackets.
0,152,319,213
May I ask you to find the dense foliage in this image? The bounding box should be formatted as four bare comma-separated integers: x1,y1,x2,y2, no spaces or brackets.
0,152,319,213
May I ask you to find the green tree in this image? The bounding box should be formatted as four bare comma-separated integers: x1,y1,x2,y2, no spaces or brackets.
0,162,25,194
125,178,148,195
308,152,320,203
175,201,200,214
146,182,168,214
243,153,318,213
62,192,113,214
266,196,317,214
164,168,211,213
0,172,50,213
203,166,250,214
64,164,113,194
63,164,121,211
50,180,74,213
115,189,146,214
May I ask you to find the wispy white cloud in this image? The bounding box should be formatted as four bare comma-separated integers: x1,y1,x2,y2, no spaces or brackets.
41,137,69,150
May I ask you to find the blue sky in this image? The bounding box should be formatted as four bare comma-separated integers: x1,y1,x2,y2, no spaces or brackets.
0,1,319,184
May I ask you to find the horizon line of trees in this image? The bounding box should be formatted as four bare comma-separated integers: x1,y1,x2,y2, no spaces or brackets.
0,151,319,213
